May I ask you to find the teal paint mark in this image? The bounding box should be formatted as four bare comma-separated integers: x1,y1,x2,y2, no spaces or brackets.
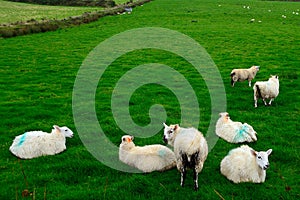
233,125,249,142
18,132,27,147
158,149,166,157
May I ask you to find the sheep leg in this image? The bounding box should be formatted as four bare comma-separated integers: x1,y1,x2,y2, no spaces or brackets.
180,153,188,187
262,99,268,106
254,95,258,108
248,80,251,87
231,79,235,87
193,169,198,191
268,98,274,106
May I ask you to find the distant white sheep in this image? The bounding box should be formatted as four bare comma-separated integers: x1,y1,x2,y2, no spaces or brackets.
9,125,73,159
216,112,257,143
253,75,279,107
163,123,208,191
119,135,176,173
231,66,260,87
220,145,272,183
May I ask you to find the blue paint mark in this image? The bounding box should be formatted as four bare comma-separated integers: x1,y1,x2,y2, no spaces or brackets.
233,125,249,142
18,132,27,147
158,149,166,157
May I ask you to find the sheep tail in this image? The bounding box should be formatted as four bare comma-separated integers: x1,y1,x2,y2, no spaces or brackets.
256,85,262,98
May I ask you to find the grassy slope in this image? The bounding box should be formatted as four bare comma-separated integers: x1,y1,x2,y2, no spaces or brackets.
0,0,299,199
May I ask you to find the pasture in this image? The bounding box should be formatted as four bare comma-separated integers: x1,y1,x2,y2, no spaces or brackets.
0,0,299,199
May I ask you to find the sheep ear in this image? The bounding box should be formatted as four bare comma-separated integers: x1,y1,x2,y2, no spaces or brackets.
53,125,61,133
163,122,168,128
174,124,179,130
131,135,134,141
251,149,257,156
267,149,272,155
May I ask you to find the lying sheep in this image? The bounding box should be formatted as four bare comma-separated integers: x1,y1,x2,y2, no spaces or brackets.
119,135,176,173
216,112,257,143
220,145,272,183
9,125,73,159
253,75,280,107
231,66,260,87
163,123,208,191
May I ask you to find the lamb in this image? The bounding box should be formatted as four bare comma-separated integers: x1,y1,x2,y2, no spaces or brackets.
9,125,73,159
163,123,208,191
253,75,279,108
215,112,257,143
230,66,260,87
220,145,272,183
119,135,176,173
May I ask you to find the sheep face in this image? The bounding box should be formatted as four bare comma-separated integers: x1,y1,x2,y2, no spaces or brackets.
163,123,179,145
252,149,272,170
121,135,134,144
269,75,279,82
53,125,74,138
251,66,260,72
219,112,230,123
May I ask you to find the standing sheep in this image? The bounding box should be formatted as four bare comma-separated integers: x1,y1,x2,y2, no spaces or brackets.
119,135,176,173
163,123,208,191
216,112,257,143
253,75,280,108
9,125,73,159
220,145,272,183
231,66,260,87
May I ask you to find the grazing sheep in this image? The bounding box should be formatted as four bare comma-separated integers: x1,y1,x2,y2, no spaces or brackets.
163,123,208,191
231,66,260,87
9,125,73,159
216,112,257,143
119,135,176,173
253,75,280,108
220,145,272,183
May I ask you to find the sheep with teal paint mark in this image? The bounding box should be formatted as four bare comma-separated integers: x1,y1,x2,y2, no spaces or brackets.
119,135,176,173
216,112,257,143
9,125,73,159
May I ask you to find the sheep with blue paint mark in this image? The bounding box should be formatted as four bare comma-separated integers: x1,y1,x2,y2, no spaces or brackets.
163,123,208,191
9,125,73,159
119,135,176,173
216,112,257,143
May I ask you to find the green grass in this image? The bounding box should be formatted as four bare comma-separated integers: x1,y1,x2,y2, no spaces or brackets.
0,0,104,24
0,0,299,199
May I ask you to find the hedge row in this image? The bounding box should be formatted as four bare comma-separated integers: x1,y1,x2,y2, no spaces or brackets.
7,0,116,7
0,0,152,38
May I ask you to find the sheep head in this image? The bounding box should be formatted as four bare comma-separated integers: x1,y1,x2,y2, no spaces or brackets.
163,123,179,146
53,125,74,138
251,149,272,170
219,112,230,123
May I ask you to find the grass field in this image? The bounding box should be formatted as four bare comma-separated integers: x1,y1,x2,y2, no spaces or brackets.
0,0,299,199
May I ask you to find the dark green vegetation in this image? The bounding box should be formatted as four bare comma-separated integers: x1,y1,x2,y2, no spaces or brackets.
0,0,150,38
8,0,116,7
0,0,299,199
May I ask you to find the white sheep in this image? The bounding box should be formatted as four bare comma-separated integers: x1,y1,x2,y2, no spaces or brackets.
216,112,257,143
119,135,176,173
9,125,73,159
220,145,272,183
163,123,208,191
253,75,280,108
230,66,260,87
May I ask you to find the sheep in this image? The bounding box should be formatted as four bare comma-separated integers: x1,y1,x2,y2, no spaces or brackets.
119,135,176,173
253,75,280,108
216,112,257,143
9,125,73,159
220,145,272,183
230,66,260,87
163,123,208,191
